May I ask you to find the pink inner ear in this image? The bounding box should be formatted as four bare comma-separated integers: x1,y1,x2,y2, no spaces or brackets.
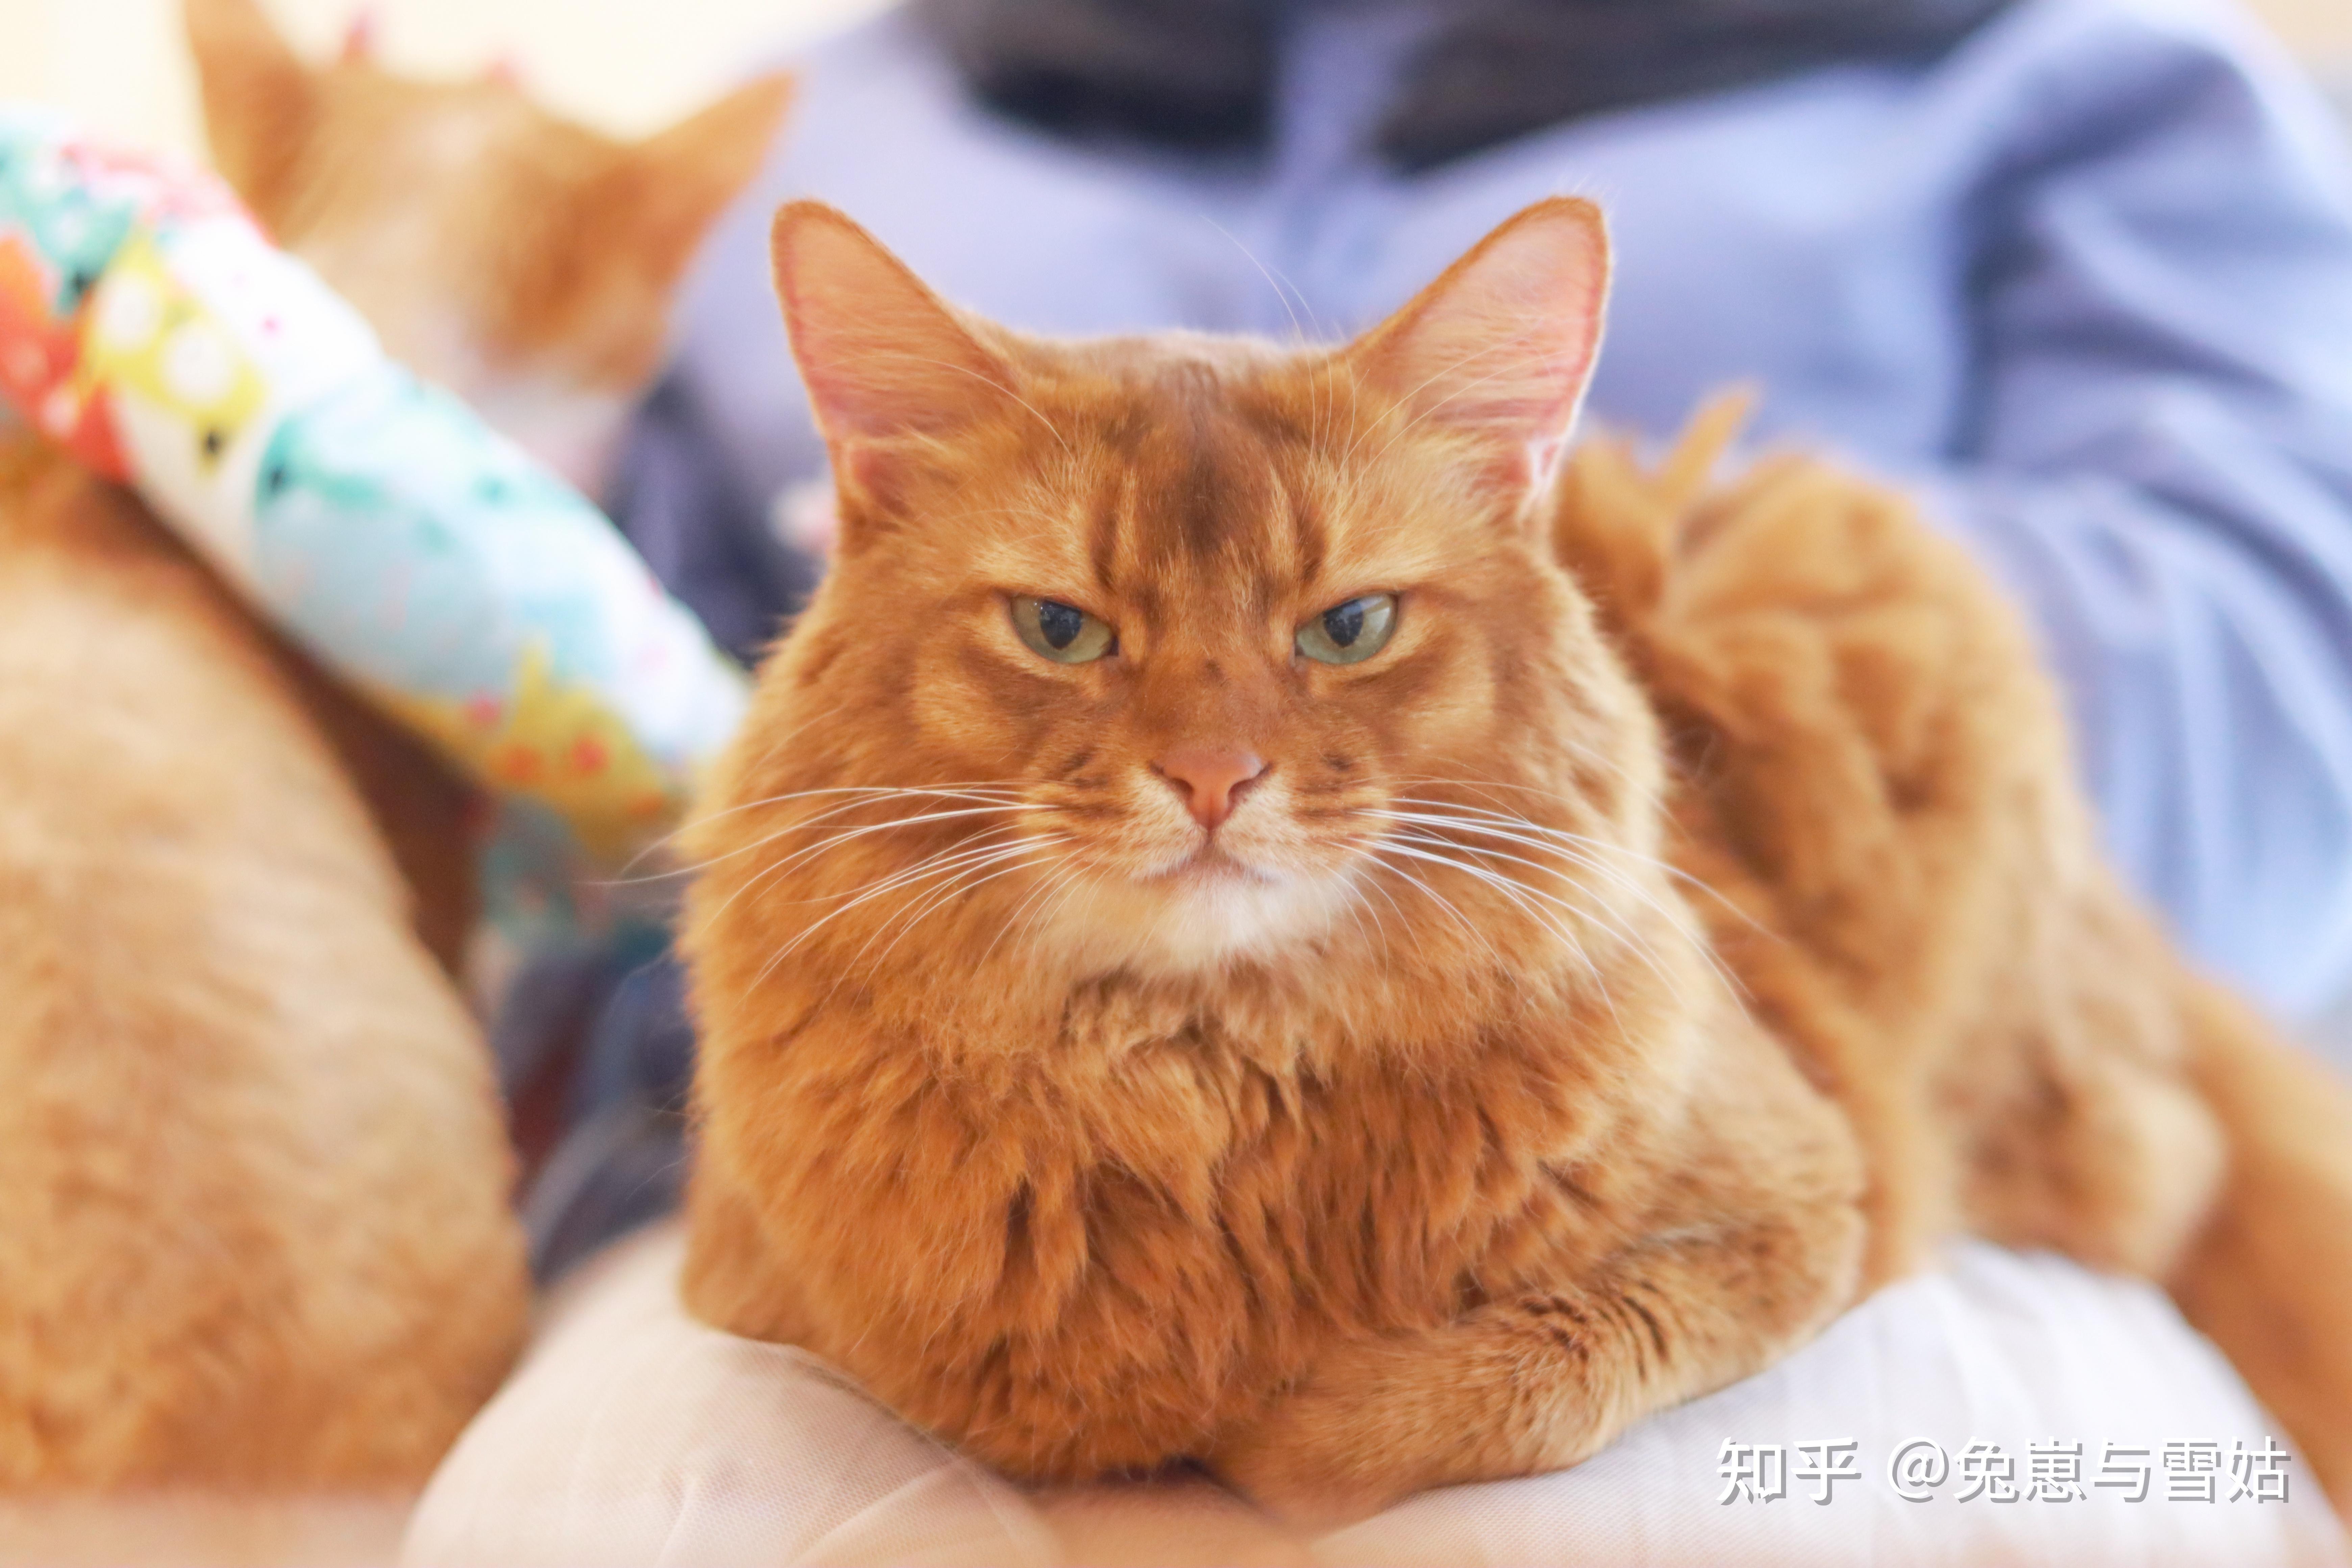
1358,199,1612,465
340,8,377,60
773,204,1013,448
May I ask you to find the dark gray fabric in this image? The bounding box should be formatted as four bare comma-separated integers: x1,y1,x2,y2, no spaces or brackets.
925,0,1276,152
1375,0,2020,169
503,934,698,1282
921,0,2016,168
609,377,816,666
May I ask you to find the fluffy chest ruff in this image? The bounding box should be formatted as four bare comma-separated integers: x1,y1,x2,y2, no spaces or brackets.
681,958,1691,1480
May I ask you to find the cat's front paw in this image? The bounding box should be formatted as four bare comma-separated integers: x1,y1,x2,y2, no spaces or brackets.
1209,1390,1415,1530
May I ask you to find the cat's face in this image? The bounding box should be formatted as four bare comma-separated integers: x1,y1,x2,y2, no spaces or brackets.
185,0,788,493
707,202,1670,986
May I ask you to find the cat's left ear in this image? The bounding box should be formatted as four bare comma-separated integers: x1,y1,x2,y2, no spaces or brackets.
1345,197,1611,500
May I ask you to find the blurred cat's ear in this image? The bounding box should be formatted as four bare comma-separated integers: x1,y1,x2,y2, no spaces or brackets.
1346,197,1610,496
771,201,1017,451
613,74,794,294
339,7,377,62
185,0,320,227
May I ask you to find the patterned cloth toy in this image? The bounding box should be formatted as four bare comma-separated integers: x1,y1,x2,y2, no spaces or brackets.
0,108,749,863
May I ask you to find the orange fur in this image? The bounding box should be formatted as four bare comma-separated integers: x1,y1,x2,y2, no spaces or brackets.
2167,977,2352,1512
684,197,2352,1525
1552,417,2225,1290
0,449,523,1485
0,0,786,1489
1555,409,2352,1512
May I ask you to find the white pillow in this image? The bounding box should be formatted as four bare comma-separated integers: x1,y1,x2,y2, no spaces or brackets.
399,1225,2348,1568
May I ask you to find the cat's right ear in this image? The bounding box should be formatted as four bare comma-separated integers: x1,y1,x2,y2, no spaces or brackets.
1345,197,1611,504
770,202,1018,488
186,0,321,229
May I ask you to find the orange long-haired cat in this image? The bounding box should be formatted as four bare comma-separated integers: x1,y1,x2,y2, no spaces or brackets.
680,198,2352,1524
0,0,786,1488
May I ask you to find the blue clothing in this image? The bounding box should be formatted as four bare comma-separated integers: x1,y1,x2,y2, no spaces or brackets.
623,0,2352,1014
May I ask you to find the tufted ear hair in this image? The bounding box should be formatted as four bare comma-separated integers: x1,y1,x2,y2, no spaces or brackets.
769,200,1017,451
1345,197,1611,498
769,202,1030,538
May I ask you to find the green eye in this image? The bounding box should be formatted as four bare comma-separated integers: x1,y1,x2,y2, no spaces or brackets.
1011,596,1118,663
1296,593,1398,665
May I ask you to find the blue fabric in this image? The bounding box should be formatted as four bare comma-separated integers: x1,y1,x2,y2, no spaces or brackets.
621,0,2352,1014
497,923,696,1280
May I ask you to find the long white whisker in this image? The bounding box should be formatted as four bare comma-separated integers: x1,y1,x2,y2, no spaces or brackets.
699,804,1046,928
1377,838,1598,970
983,854,1090,968
1341,862,1397,960
1369,851,1505,970
1387,833,1680,994
848,844,1059,981
780,828,1036,912
752,838,1048,994
1375,838,1624,1030
610,699,859,876
607,787,1036,886
1378,799,1744,993
1380,828,1673,1009
1388,791,1733,923
1374,810,1680,951
1026,858,1098,948
1387,771,1690,870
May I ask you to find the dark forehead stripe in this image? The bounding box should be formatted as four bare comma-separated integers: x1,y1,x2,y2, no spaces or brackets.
1085,463,1125,596
1174,380,1230,568
1286,472,1327,590
1099,360,1315,602
1076,394,1150,595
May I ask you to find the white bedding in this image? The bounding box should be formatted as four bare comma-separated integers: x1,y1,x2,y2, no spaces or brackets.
400,1225,2349,1567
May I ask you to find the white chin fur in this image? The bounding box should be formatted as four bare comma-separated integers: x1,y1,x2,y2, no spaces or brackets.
1032,863,1361,979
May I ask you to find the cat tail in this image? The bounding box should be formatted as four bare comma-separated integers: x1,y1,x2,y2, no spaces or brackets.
2167,972,2352,1517
1548,388,1754,628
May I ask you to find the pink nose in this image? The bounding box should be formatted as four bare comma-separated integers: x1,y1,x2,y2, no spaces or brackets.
1154,749,1269,831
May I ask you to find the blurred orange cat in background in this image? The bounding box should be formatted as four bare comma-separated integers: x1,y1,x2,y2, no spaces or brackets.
0,0,785,1488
